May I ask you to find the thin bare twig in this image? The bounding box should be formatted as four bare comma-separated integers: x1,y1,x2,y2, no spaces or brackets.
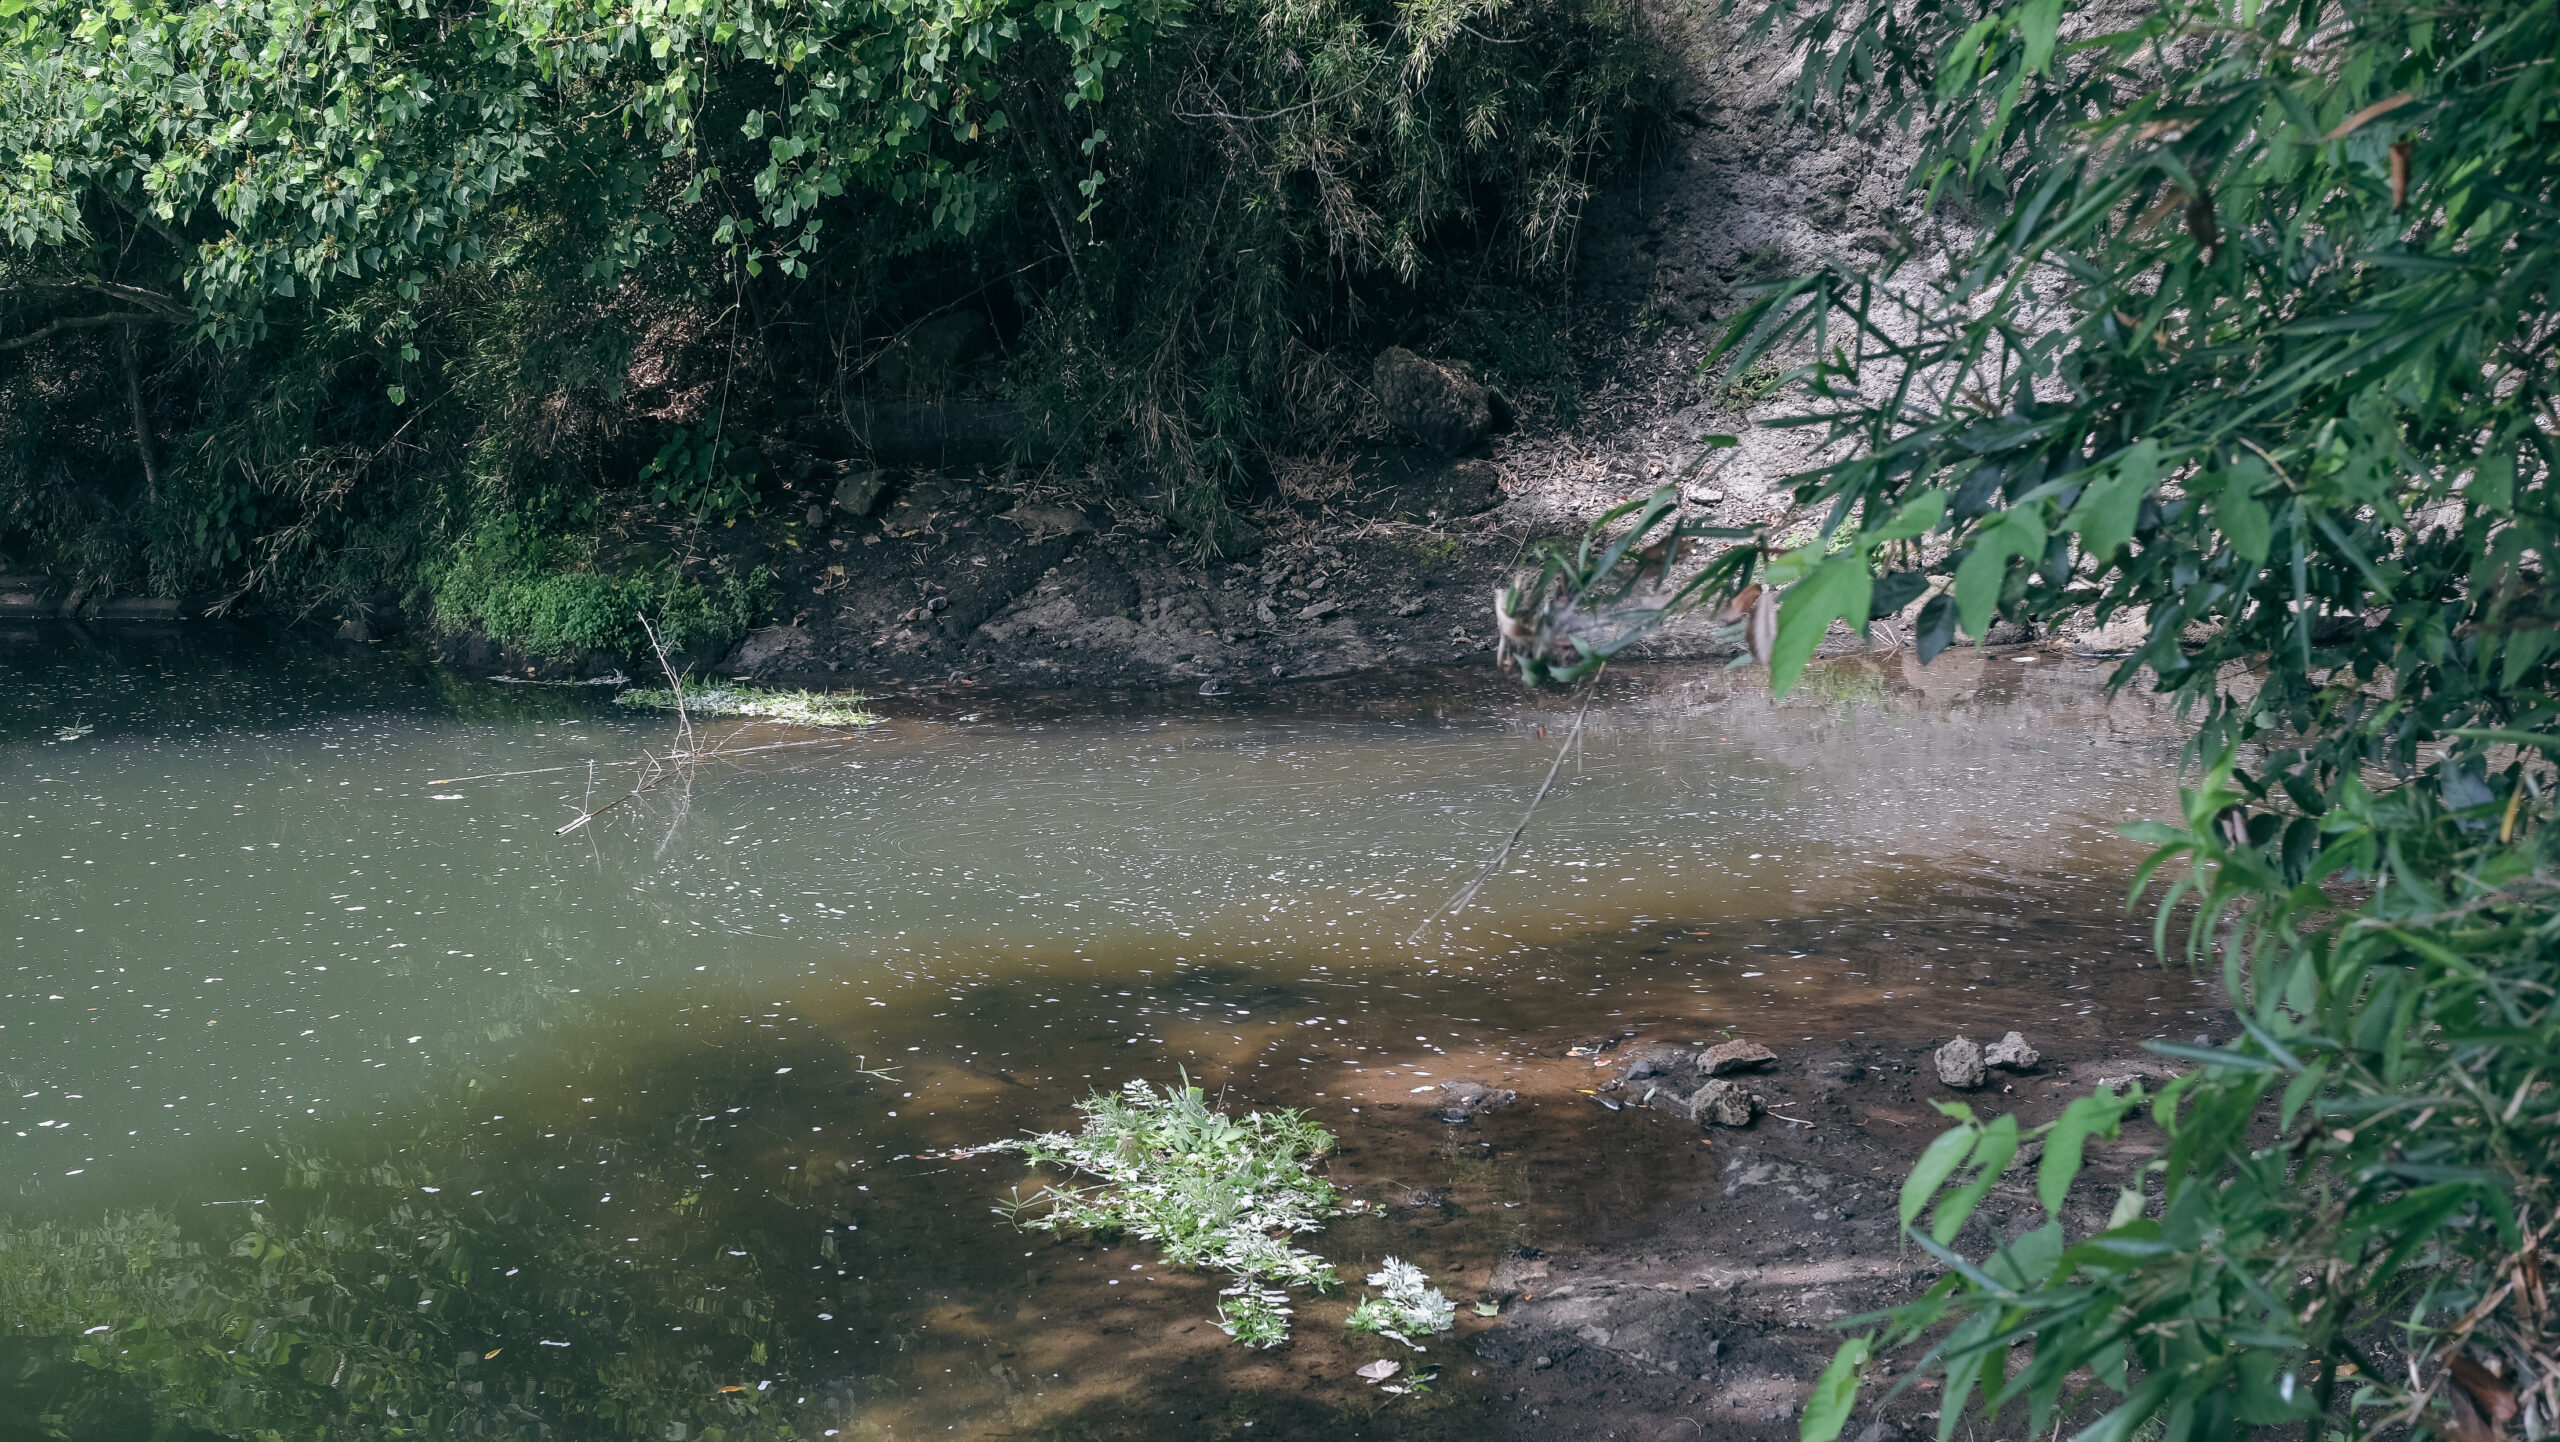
1405,672,1603,945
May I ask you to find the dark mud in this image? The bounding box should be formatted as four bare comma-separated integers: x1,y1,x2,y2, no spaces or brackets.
783,865,2224,1442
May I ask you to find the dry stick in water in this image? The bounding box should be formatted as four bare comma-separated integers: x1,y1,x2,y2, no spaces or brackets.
432,732,857,788
558,612,716,835
637,613,696,758
1405,676,1602,946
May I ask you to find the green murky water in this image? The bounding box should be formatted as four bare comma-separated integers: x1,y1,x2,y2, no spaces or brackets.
2,628,2208,1439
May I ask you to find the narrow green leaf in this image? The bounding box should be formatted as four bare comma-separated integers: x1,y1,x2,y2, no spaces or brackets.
1901,1122,1978,1232
1932,1113,2019,1245
1799,1334,1873,1442
2037,1092,2130,1215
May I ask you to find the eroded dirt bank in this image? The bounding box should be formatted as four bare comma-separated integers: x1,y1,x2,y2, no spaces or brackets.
409,0,2002,695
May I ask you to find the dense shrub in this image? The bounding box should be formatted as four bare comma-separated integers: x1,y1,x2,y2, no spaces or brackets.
0,0,1659,624
423,516,769,660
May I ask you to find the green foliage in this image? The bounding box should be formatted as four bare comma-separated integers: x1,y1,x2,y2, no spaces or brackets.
640,426,760,529
0,0,1188,330
615,683,875,726
1502,2,2560,1439
0,0,1658,592
426,514,768,659
987,1078,1346,1345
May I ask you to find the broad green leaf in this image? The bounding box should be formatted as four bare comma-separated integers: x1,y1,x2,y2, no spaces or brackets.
2470,450,2515,513
1953,509,2044,641
1862,488,1947,548
1770,553,1873,696
1763,544,1817,588
2063,439,2159,563
2211,462,2272,564
2017,0,2062,74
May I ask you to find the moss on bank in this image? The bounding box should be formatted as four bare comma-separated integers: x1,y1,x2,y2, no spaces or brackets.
422,515,769,661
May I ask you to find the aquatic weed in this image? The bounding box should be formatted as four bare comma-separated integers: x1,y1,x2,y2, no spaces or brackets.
1343,1258,1455,1351
986,1079,1344,1345
613,684,874,727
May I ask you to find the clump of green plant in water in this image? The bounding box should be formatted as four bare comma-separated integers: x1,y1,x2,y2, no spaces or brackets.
615,685,874,727
987,1079,1348,1347
424,512,769,660
1345,1257,1457,1350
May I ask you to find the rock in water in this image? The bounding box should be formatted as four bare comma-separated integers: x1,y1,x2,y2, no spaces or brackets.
1984,1030,2040,1071
1685,1078,1760,1127
1935,1036,1987,1090
1488,1252,1550,1299
1701,1039,1777,1075
1373,347,1492,455
1439,1080,1518,1114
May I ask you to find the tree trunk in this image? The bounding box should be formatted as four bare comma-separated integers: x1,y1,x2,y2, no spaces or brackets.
120,324,159,503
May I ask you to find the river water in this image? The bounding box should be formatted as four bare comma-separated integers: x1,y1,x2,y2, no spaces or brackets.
2,628,2212,1440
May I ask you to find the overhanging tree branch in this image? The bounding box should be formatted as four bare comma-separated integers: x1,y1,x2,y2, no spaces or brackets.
0,311,185,351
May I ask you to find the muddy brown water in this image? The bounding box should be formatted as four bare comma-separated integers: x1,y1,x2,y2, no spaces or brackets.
2,629,2217,1439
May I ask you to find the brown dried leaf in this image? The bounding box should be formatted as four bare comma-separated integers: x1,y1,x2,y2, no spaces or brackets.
2324,92,2416,141
1745,584,1778,666
2451,1353,2519,1426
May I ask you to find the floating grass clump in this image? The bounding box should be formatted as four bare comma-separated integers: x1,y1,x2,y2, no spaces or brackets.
988,1079,1345,1347
1345,1257,1456,1350
613,685,874,727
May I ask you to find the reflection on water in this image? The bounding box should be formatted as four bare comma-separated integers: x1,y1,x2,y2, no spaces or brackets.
3,627,2210,1438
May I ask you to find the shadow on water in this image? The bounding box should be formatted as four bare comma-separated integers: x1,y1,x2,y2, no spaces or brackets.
1,628,2214,1439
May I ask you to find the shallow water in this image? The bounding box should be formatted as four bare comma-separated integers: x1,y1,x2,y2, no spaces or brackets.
2,627,2213,1439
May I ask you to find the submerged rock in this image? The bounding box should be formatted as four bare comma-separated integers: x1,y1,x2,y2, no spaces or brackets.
1701,1039,1777,1075
1488,1252,1550,1300
1439,1080,1519,1114
1373,348,1492,455
1935,1036,1987,1090
1984,1030,2040,1071
1685,1077,1760,1127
